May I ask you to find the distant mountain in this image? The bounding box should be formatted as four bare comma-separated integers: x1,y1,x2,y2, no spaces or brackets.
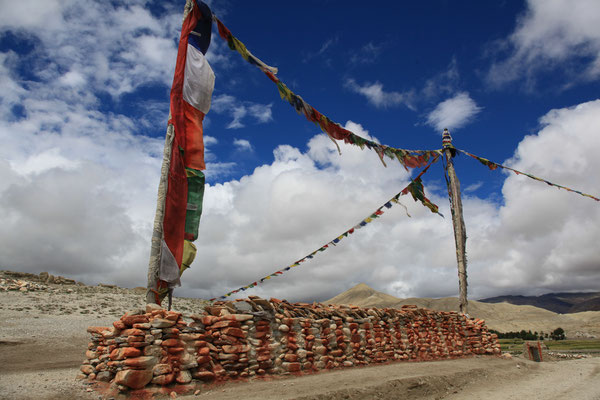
478,292,600,314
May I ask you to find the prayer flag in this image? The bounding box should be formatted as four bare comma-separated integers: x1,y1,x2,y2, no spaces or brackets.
158,0,214,300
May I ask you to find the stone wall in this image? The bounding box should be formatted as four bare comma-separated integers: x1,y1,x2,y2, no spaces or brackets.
80,296,500,394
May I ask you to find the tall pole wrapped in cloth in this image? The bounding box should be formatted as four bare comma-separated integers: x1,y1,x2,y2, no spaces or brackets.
146,0,215,305
442,129,468,315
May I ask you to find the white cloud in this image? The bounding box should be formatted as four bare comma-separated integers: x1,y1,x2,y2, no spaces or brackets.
0,0,182,99
345,79,415,110
345,59,460,111
426,92,482,132
467,99,600,295
0,34,235,286
0,0,66,31
1,91,599,301
233,138,253,152
487,0,600,86
211,94,272,129
204,135,218,146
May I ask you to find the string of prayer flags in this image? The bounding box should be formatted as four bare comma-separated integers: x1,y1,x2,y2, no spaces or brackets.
209,158,442,301
213,15,442,170
457,149,600,202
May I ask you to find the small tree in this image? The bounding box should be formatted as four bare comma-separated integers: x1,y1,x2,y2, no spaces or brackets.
551,327,566,340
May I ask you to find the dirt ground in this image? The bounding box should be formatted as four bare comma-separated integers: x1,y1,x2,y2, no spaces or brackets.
1,284,600,400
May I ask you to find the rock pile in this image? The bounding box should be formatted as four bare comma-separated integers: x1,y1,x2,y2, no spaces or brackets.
80,297,500,394
39,271,77,285
547,352,590,360
0,278,49,292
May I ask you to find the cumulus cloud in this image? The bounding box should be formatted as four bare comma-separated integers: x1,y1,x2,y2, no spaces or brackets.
2,90,599,301
187,102,600,302
487,0,600,87
0,0,233,286
426,92,482,132
467,100,600,296
345,79,415,110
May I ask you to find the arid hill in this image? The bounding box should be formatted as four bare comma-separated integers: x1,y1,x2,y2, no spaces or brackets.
326,284,600,337
479,291,600,313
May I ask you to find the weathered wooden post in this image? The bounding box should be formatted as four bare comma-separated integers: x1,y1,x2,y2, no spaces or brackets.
146,122,175,305
442,128,468,314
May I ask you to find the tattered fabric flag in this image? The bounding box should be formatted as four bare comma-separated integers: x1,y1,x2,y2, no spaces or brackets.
400,177,443,216
209,158,442,301
457,148,600,202
155,0,215,304
213,16,442,169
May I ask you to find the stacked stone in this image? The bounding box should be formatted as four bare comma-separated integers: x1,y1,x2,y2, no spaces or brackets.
79,304,200,391
195,307,254,380
81,297,500,394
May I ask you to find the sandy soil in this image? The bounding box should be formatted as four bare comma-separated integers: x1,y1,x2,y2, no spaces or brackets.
1,281,599,400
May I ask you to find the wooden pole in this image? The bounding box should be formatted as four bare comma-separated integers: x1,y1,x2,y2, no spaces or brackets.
146,0,195,305
146,122,174,305
442,128,468,315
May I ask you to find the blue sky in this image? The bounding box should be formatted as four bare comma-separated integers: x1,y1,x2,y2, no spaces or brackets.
1,0,599,303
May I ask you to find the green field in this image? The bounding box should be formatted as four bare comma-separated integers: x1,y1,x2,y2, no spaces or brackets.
498,338,600,354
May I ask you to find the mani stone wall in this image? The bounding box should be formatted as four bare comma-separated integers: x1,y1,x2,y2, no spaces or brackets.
80,296,500,393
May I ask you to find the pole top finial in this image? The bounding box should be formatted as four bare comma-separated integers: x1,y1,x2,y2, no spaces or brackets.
442,128,453,149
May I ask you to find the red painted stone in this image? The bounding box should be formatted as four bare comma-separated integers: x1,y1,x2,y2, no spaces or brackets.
124,356,157,369
222,327,245,338
211,320,241,329
121,314,149,327
114,369,153,389
196,355,211,364
256,353,271,362
201,316,220,325
192,370,216,381
255,330,269,339
285,362,301,372
162,339,183,347
197,347,210,356
167,347,185,354
221,314,254,322
165,311,182,321
113,320,126,330
122,328,145,337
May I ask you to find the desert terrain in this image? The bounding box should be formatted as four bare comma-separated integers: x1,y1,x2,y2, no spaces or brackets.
1,271,599,400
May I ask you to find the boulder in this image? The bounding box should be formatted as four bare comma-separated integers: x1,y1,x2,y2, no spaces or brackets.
114,369,153,389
